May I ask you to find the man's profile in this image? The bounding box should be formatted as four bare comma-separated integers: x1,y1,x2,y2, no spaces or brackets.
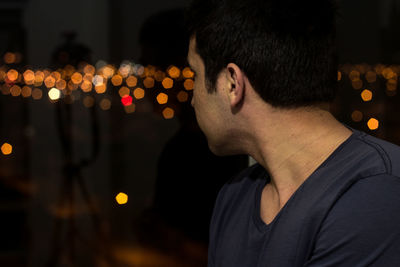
185,0,400,266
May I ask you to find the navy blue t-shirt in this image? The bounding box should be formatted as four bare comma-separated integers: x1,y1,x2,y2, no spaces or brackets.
208,129,400,266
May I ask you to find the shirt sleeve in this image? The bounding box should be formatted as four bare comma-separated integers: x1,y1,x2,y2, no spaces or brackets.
305,174,400,267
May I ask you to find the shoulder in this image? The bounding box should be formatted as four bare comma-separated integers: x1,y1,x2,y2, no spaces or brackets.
350,130,400,176
306,174,400,266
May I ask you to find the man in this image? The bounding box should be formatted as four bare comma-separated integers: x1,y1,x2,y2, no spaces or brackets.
185,0,400,266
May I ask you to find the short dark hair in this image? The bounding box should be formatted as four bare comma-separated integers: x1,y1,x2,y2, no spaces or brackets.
186,0,338,107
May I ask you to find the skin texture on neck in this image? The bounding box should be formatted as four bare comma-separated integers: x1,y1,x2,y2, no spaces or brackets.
187,37,352,224
230,81,352,224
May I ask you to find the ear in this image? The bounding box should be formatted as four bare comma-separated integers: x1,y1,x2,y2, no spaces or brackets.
225,63,245,108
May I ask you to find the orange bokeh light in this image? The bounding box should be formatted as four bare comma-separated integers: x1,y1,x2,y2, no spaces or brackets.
111,74,123,86
99,98,111,110
351,110,363,122
83,96,95,108
1,143,12,155
21,86,32,98
95,84,107,94
4,52,16,64
56,79,67,90
162,78,173,89
81,80,93,92
367,118,379,130
71,72,83,85
167,66,180,79
184,79,194,90
83,64,96,75
365,71,377,83
143,77,155,89
361,89,373,102
44,76,56,88
23,70,35,85
154,70,166,82
32,88,43,100
182,67,194,79
162,107,174,119
124,103,136,114
6,69,19,81
10,85,21,96
177,91,189,102
133,88,145,99
157,93,168,104
126,76,138,87
119,86,130,97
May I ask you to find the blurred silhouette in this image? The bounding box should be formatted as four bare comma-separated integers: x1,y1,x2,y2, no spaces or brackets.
136,9,249,262
47,32,115,267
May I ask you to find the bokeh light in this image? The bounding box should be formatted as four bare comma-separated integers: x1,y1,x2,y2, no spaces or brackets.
102,65,115,78
99,98,111,110
48,88,61,101
4,52,16,64
156,93,168,104
126,76,138,87
177,91,189,102
133,88,145,99
162,78,173,89
182,67,194,79
121,95,133,106
6,69,19,81
1,143,12,155
143,77,155,89
32,88,43,100
10,85,21,96
349,70,360,82
386,79,397,91
80,80,93,92
162,107,174,119
351,110,363,122
95,84,107,94
367,118,379,130
111,74,123,86
21,86,32,98
83,96,95,108
56,79,67,90
44,76,56,88
93,75,104,86
116,192,128,205
118,86,130,97
83,64,96,75
167,66,180,79
34,71,44,86
184,79,194,90
71,72,83,85
361,89,373,102
154,70,166,82
23,70,35,85
124,103,136,114
382,68,395,80
365,71,377,83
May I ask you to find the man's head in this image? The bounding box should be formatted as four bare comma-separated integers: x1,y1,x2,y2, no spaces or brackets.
186,0,338,108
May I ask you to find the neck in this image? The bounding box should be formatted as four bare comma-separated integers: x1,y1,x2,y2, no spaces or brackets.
244,105,352,207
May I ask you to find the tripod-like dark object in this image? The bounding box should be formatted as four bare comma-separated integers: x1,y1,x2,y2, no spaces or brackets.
45,92,117,267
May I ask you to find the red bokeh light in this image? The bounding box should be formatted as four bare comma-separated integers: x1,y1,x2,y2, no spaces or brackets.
121,95,133,106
